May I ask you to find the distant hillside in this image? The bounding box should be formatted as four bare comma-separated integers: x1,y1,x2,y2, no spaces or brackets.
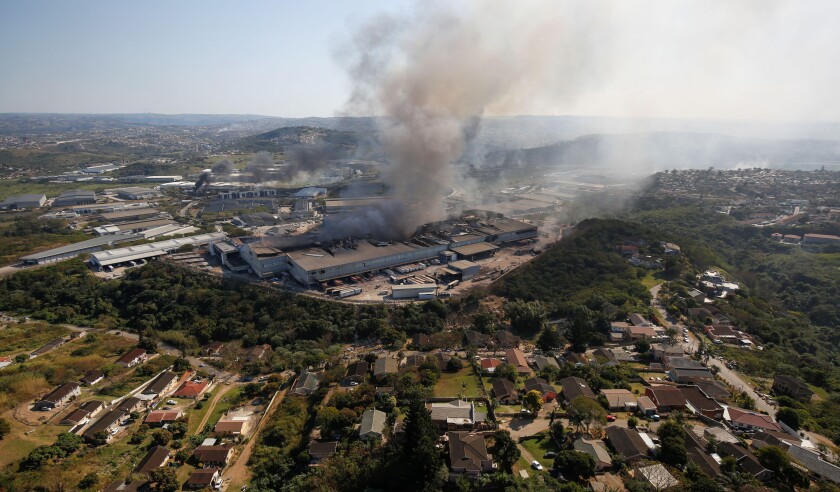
232,125,382,160
0,113,274,134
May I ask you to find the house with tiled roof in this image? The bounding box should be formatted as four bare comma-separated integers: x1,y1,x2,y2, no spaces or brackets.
291,371,320,396
679,385,723,419
492,379,518,404
532,355,559,372
574,439,613,471
309,441,338,465
480,358,502,375
135,446,170,474
695,380,731,402
447,432,494,477
35,382,80,410
717,442,772,481
359,408,386,441
172,379,210,399
342,361,369,385
605,426,649,461
560,377,595,404
600,389,637,411
60,408,92,426
524,377,556,401
644,385,687,412
192,445,234,467
215,416,251,436
505,348,531,375
116,348,147,367
81,370,105,386
144,410,182,426
186,468,221,489
772,374,815,402
430,400,487,432
725,407,782,433
373,356,398,379
84,410,127,442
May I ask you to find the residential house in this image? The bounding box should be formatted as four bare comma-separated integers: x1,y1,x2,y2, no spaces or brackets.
687,288,706,304
634,463,680,490
308,441,338,465
782,443,840,484
772,375,815,402
629,313,651,327
35,382,81,410
637,396,657,416
610,321,630,342
524,377,557,401
30,337,67,358
116,348,148,367
192,445,234,467
684,433,722,478
60,408,92,426
505,348,531,375
84,410,127,441
560,376,595,404
703,426,739,445
172,379,210,399
430,400,487,432
564,352,589,366
644,386,687,412
605,426,650,461
373,356,398,379
574,439,613,472
717,442,772,481
447,431,494,477
81,370,105,386
343,361,369,385
532,355,559,372
725,407,782,433
607,348,637,363
650,344,683,362
600,389,637,412
669,367,715,384
142,371,179,397
695,380,731,402
135,446,170,474
186,468,222,490
359,408,386,441
751,430,804,449
402,354,425,368
679,386,723,419
144,410,182,427
291,371,320,396
244,343,272,362
102,479,150,492
116,396,145,414
627,325,657,340
492,379,518,404
480,358,502,375
592,348,618,366
201,341,225,356
704,324,740,343
215,416,251,436
495,330,520,348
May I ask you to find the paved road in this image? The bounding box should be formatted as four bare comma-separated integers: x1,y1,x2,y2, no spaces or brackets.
648,285,774,415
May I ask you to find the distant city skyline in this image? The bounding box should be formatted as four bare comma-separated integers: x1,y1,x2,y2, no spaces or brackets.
2,1,840,122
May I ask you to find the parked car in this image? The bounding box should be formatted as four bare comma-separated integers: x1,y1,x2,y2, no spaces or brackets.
167,400,176,405
543,452,557,459
606,415,616,422
531,460,543,471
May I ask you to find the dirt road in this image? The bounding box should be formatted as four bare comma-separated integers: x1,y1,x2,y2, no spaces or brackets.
224,387,287,491
194,382,238,434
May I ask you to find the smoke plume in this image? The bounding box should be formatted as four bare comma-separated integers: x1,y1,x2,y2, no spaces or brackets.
194,172,211,193
211,159,235,175
246,151,275,182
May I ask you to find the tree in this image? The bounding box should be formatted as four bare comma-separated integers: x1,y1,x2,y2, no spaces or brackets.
776,407,801,430
536,325,562,352
504,299,547,334
553,450,595,482
150,429,172,446
55,432,83,454
634,340,651,355
400,397,445,491
689,474,723,492
173,357,191,372
550,421,565,442
0,417,10,439
496,363,518,382
657,420,687,468
627,416,638,429
14,353,28,363
567,306,594,352
523,390,544,414
148,467,179,492
567,396,607,436
78,472,99,490
169,421,188,439
472,311,498,334
755,445,789,474
447,355,463,372
489,430,520,473
90,430,109,446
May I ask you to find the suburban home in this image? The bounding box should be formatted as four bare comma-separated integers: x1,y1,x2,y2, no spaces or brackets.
373,356,398,379
35,382,81,410
343,361,369,385
495,330,520,348
411,333,430,348
81,370,105,386
144,410,182,427
627,325,657,340
135,446,170,474
480,358,502,375
402,354,425,368
669,367,715,384
782,443,840,485
704,426,740,445
359,408,387,441
192,445,234,467
505,348,531,375
102,479,150,492
679,386,724,419
116,397,145,414
80,399,105,414
629,313,652,327
637,396,658,416
651,344,684,362
695,380,731,402
84,410,128,441
142,371,179,397
30,337,67,358
662,356,704,371
610,321,630,341
244,343,272,362
308,441,338,465
171,379,210,399
751,430,804,449
605,426,650,461
492,379,518,404
644,385,687,412
215,416,251,436
60,408,92,426
430,400,487,432
523,377,557,401
717,442,772,481
725,407,782,433
634,463,680,490
772,374,815,402
201,341,225,356
600,389,637,412
574,439,613,472
447,431,495,477
115,348,148,367
291,371,320,396
704,324,740,343
186,468,222,489
684,433,722,478
560,376,596,404
532,355,559,372
592,348,618,366
563,352,589,366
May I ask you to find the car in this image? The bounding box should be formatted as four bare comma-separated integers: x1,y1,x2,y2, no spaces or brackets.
530,460,543,471
543,452,557,459
349,381,359,386
167,400,176,405
606,414,616,422
199,363,205,367
519,409,532,416
684,338,690,343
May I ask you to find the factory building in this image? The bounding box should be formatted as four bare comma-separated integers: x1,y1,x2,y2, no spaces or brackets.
218,189,278,200
21,234,143,265
106,187,162,200
445,260,481,281
98,208,161,223
392,283,438,299
239,243,290,278
0,193,47,210
88,232,227,269
52,190,96,207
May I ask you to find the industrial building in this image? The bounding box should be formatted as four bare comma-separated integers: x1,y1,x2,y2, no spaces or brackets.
392,283,438,299
0,193,47,210
52,190,96,207
88,232,227,269
20,234,143,265
106,187,162,200
98,208,161,223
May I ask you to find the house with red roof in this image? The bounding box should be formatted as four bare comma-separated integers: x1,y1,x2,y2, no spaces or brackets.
480,358,502,375
725,407,782,433
172,379,210,399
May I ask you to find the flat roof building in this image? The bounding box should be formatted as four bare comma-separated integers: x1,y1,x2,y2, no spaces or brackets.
0,193,46,210
89,232,226,268
53,190,96,207
20,233,142,265
106,187,162,200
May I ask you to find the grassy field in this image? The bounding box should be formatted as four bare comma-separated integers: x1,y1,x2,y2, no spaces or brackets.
0,411,66,466
187,386,243,434
629,382,647,396
0,322,70,356
434,367,484,398
640,270,666,289
518,432,559,469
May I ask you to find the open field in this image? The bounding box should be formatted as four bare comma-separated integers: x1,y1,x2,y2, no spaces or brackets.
0,322,69,356
434,367,484,398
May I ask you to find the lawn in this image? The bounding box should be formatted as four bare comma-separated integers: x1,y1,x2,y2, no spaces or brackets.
0,410,65,466
496,404,523,414
640,270,665,289
434,367,484,398
188,386,243,434
0,322,70,357
629,382,648,396
519,432,559,469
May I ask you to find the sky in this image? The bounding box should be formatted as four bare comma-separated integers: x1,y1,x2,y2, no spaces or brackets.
2,0,840,121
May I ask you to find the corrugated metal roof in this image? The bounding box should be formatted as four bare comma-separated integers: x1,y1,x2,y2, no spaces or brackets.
21,234,142,260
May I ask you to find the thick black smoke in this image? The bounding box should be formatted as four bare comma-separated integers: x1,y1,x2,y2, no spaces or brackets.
318,200,413,241
211,159,235,175
194,172,211,193
246,151,275,182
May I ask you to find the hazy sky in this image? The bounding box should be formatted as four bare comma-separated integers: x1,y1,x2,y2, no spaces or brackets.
2,0,840,121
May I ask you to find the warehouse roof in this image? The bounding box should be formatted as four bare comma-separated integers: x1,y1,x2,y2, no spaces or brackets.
448,259,479,271
89,232,226,266
99,208,160,220
450,242,499,256
288,241,436,273
21,234,142,261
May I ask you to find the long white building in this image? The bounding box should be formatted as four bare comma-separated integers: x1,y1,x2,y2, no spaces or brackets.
88,232,227,268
